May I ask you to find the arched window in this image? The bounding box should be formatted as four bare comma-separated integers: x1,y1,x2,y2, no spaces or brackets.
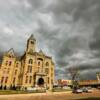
38,62,40,66
5,61,8,66
1,77,4,83
25,76,28,83
28,66,32,73
29,76,32,83
16,63,18,67
9,61,12,66
46,62,49,66
15,70,17,75
13,77,16,84
5,77,8,83
29,59,33,64
45,68,49,74
7,68,10,74
31,41,34,44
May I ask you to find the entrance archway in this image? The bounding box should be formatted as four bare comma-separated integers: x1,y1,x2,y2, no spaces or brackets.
37,78,44,86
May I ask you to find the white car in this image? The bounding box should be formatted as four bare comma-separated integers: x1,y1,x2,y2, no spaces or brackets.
77,89,83,93
88,89,93,93
73,89,83,93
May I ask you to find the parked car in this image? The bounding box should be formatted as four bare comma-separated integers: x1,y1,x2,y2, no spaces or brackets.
72,89,83,93
82,87,93,93
97,87,100,90
82,88,88,93
87,87,93,93
87,89,93,93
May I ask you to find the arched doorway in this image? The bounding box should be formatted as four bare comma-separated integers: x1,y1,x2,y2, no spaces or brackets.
37,78,44,86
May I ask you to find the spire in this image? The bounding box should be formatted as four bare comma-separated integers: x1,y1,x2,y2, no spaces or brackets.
26,34,36,53
39,50,44,55
28,34,36,41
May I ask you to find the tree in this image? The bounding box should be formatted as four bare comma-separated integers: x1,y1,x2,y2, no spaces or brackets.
68,67,80,90
12,85,16,90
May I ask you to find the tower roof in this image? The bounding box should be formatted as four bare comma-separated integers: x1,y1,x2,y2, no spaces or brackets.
28,34,36,41
39,50,44,55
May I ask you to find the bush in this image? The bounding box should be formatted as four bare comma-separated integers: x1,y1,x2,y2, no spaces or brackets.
0,85,2,90
4,86,7,90
12,85,16,90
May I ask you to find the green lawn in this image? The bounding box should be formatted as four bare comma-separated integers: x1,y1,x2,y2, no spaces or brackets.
0,88,72,95
0,90,27,95
0,90,46,95
52,88,72,92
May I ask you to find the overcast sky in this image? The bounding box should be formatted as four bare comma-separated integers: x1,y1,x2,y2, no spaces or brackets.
0,0,100,80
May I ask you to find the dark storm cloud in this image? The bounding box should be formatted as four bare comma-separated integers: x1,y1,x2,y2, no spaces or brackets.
0,0,100,80
73,0,100,22
90,25,100,51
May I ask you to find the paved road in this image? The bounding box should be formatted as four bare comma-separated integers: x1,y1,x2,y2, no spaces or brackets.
0,89,100,100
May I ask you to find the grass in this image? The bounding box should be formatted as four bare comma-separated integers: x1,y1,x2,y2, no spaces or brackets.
0,89,46,95
0,88,72,95
52,88,72,92
0,90,27,95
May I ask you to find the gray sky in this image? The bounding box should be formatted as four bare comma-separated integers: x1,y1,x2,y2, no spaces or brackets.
0,0,100,80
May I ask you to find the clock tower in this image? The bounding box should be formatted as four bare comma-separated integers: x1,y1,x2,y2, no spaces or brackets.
26,34,36,53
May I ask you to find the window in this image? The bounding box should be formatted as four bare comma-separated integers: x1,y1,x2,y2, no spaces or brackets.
45,68,49,74
31,41,34,44
9,61,12,66
29,76,32,83
46,62,49,66
38,62,40,66
25,76,28,83
5,77,8,83
5,61,8,66
29,59,33,64
15,70,17,75
51,67,53,71
7,68,10,74
16,63,18,67
28,66,32,73
1,77,4,83
51,73,53,77
48,77,49,84
13,77,16,84
9,55,12,58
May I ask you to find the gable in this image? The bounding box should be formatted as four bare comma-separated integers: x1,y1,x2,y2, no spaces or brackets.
6,48,16,58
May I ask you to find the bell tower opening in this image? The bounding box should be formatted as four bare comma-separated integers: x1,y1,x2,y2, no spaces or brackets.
26,34,36,53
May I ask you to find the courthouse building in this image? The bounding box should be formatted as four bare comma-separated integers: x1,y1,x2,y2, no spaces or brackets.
0,34,55,90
